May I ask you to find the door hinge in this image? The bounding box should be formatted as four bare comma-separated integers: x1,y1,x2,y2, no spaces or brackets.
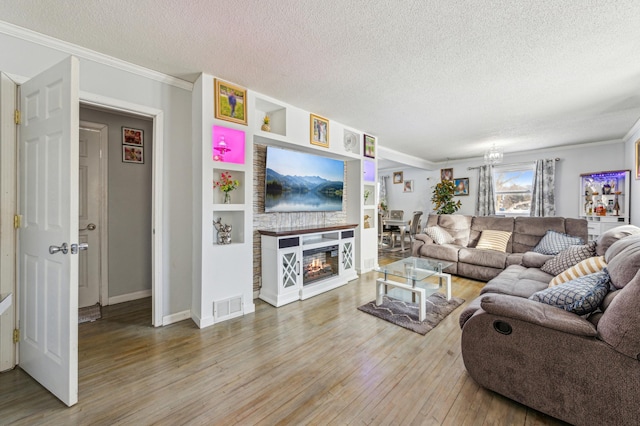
13,329,19,344
14,215,21,229
14,109,20,125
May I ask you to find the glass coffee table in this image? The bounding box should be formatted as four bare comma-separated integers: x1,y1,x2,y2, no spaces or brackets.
374,257,452,321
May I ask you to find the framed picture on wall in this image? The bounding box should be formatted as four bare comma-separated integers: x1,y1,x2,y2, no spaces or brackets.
122,127,143,146
364,134,375,158
454,177,469,195
123,145,144,164
214,79,248,125
393,171,403,184
310,113,330,147
403,180,414,193
441,168,453,181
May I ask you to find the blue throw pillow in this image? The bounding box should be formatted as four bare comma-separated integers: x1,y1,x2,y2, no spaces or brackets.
529,269,610,315
533,230,584,255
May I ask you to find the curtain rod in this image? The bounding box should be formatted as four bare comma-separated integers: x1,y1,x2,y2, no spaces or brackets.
467,158,561,171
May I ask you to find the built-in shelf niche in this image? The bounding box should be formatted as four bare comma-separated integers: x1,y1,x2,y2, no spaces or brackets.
363,183,376,207
255,97,287,137
212,125,245,164
363,208,376,231
213,168,245,205
212,211,245,245
363,159,376,182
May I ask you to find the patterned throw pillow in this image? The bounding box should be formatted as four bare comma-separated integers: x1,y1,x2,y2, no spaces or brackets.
532,230,584,255
549,256,607,287
541,241,597,276
475,230,512,253
529,269,610,315
425,226,454,245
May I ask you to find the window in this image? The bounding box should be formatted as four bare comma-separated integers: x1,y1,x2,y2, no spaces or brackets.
492,163,535,216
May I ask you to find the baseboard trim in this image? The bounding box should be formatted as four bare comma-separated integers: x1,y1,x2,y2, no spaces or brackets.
108,289,152,305
163,310,191,326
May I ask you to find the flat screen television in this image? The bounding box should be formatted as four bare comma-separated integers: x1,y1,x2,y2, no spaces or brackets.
265,146,344,212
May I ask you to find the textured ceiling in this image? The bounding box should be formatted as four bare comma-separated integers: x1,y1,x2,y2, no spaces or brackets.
2,1,640,163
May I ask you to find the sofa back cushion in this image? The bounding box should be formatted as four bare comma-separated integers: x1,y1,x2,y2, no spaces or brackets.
598,270,640,360
512,217,567,253
596,225,640,256
605,234,640,289
469,216,514,251
434,214,472,247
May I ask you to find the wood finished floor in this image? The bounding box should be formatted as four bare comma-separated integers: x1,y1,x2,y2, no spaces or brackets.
0,252,568,425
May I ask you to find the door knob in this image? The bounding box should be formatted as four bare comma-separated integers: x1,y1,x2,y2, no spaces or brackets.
49,243,69,255
70,243,89,254
80,223,96,231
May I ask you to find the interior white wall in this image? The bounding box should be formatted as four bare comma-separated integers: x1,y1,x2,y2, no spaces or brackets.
79,107,153,299
381,140,626,220
0,31,193,317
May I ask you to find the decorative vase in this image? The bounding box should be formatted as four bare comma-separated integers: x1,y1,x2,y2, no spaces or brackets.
224,192,231,204
261,123,271,132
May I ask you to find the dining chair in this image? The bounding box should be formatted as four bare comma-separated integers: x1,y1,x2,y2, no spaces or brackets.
378,213,393,248
399,211,423,249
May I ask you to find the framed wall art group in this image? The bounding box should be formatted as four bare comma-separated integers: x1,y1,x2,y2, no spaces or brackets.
122,127,144,164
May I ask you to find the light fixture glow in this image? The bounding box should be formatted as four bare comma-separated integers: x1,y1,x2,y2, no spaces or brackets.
484,144,503,165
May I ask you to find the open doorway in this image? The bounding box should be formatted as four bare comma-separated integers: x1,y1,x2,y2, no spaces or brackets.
79,106,153,311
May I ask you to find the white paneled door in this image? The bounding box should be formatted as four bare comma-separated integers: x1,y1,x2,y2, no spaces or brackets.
18,56,80,407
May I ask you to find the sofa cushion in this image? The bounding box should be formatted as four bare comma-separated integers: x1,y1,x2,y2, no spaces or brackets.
481,265,551,297
541,241,597,276
468,216,514,250
475,230,512,252
459,248,507,269
521,251,555,268
606,235,640,289
506,253,523,266
512,216,567,253
549,256,606,287
424,226,454,245
532,230,583,255
596,225,640,256
436,214,472,247
529,270,610,315
417,243,461,263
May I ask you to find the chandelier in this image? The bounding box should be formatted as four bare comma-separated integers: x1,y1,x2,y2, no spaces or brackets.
484,144,503,165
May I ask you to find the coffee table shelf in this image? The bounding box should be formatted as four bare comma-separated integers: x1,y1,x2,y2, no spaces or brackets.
375,257,452,321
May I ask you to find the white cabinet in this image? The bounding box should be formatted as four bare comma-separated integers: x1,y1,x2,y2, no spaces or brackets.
579,170,630,240
259,225,358,307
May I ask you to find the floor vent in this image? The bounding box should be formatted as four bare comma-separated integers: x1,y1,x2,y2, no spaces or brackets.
213,295,243,322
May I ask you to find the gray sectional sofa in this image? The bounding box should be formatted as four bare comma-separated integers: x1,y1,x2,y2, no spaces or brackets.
412,214,588,281
459,225,640,426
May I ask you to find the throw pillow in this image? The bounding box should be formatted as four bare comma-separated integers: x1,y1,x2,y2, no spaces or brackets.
424,226,454,245
541,241,597,276
532,230,584,255
475,230,512,253
529,269,610,315
549,256,607,287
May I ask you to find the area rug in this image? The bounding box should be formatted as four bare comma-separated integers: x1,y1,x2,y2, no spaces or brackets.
358,293,464,335
78,304,101,324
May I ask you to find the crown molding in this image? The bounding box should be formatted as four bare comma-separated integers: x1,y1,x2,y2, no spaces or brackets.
0,20,193,91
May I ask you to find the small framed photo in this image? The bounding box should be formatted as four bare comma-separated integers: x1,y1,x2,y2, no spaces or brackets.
393,171,403,184
123,145,144,164
122,127,143,146
364,134,375,158
454,178,469,196
441,168,453,181
214,79,247,125
403,179,414,193
310,114,330,148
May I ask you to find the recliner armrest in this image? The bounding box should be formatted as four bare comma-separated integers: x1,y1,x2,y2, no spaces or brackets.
480,294,597,337
413,233,434,244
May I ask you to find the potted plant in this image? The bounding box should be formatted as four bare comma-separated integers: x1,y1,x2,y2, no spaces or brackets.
431,180,461,214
